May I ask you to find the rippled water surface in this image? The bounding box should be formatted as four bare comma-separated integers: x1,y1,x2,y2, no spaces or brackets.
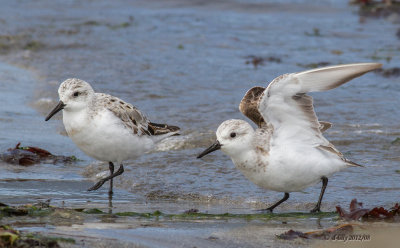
1,0,399,216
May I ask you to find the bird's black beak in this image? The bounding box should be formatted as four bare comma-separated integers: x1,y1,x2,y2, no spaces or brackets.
45,101,66,121
197,140,222,159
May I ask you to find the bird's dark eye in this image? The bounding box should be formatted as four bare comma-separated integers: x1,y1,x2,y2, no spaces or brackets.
230,132,236,138
73,91,80,97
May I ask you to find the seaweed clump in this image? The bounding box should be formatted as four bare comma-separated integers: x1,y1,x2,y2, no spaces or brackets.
336,198,400,221
0,225,74,248
0,143,78,166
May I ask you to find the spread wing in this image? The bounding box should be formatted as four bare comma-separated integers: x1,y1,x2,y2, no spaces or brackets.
96,93,180,136
258,63,381,164
240,87,332,132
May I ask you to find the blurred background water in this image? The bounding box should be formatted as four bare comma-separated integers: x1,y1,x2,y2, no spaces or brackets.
0,0,399,213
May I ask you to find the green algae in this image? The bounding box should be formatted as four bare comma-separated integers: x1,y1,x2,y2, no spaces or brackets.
1,204,337,221
0,225,74,247
107,22,131,30
82,208,104,214
0,35,45,54
0,205,52,218
391,137,400,145
73,20,133,30
82,20,101,26
23,41,45,51
113,210,337,221
0,204,72,219
24,233,75,244
0,204,338,247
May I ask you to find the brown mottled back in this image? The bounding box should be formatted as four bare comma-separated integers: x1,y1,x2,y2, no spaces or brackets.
93,93,180,137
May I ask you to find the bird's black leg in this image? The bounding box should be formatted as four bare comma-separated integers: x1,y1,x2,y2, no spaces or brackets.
87,164,124,192
108,162,114,195
310,176,328,213
108,187,113,214
258,193,290,213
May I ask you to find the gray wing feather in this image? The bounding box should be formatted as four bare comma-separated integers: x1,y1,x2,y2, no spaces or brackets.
95,93,151,136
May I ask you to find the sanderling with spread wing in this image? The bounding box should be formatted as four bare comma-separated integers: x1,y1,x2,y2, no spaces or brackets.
197,63,382,212
45,78,179,195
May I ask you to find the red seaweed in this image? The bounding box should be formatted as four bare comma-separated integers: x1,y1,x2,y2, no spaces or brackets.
336,199,400,221
0,143,78,166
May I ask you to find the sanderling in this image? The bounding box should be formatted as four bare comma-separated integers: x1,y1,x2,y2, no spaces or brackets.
197,63,382,212
45,78,179,194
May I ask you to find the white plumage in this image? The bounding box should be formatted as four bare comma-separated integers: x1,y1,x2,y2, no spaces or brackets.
46,78,179,194
198,63,382,212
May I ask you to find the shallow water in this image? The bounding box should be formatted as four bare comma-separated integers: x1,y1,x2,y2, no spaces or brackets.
0,0,400,246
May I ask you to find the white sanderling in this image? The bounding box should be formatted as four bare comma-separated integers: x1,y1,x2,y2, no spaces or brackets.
198,63,382,212
45,78,179,194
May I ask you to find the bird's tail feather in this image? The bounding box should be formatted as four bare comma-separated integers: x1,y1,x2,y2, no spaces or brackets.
148,122,180,136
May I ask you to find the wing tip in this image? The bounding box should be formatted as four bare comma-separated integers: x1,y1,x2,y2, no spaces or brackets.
292,62,383,92
351,62,382,71
296,62,383,76
345,159,364,167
